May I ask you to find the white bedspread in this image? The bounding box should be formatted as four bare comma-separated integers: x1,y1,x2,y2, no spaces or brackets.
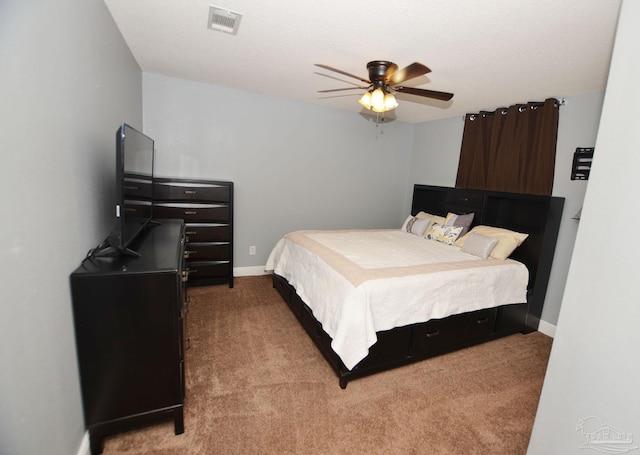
265,229,528,370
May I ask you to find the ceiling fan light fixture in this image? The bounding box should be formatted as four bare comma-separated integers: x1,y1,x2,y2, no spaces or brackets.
316,60,453,117
359,88,398,113
358,91,372,109
370,88,385,110
384,92,398,110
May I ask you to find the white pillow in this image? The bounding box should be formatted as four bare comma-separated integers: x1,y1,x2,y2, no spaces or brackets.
455,225,528,260
418,212,446,236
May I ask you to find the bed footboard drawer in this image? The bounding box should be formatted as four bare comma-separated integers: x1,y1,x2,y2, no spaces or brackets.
494,302,528,335
301,305,332,347
288,293,306,323
272,275,305,323
353,326,412,371
272,274,291,302
411,308,496,357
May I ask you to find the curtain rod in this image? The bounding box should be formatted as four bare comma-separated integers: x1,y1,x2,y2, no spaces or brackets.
463,97,567,120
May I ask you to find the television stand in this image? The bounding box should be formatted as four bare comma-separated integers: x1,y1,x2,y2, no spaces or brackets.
70,220,186,455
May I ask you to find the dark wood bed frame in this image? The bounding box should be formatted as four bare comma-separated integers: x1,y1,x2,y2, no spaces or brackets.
273,184,564,388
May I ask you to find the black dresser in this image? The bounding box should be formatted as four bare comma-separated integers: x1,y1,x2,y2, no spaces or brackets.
70,219,186,455
153,177,234,288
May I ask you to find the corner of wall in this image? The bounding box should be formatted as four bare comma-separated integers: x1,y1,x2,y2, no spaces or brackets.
77,432,90,455
537,320,556,338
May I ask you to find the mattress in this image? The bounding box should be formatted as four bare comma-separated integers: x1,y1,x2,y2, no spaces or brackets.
266,229,528,370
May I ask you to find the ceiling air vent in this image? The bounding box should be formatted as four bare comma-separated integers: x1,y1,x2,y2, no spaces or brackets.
208,6,242,35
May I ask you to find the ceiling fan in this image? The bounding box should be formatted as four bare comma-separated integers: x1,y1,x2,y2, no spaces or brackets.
315,60,454,114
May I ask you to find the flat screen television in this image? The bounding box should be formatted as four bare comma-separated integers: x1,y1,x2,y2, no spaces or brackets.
102,123,155,257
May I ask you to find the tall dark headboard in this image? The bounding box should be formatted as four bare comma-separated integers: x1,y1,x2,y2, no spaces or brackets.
411,184,564,330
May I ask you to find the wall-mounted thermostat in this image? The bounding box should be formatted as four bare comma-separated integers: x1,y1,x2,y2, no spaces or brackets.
571,147,594,180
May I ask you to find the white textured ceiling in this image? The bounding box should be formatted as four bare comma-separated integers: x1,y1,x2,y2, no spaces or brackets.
103,0,621,123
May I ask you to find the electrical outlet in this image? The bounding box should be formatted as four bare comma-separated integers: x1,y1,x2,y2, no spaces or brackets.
249,245,256,255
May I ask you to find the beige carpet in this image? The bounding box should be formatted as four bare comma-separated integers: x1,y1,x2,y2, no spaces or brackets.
103,275,552,454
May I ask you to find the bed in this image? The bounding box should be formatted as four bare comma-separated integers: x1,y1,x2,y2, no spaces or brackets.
266,184,564,388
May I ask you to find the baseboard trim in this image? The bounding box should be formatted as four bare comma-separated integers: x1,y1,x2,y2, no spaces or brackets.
77,431,90,455
234,266,270,277
537,320,556,338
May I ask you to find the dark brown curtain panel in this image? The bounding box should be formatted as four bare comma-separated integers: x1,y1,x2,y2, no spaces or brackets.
455,98,559,196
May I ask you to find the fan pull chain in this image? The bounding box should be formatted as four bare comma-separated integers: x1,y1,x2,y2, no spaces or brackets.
375,112,385,138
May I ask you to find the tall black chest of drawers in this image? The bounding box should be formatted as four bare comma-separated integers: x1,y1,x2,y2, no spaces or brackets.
153,177,234,288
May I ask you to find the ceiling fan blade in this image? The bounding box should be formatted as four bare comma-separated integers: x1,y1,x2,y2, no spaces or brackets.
383,63,399,81
388,62,432,85
318,86,370,93
394,86,454,101
315,64,370,84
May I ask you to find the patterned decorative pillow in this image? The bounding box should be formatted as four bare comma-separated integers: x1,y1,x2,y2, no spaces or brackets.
401,215,414,231
444,212,475,236
402,212,429,230
425,223,463,245
405,216,431,236
401,212,447,236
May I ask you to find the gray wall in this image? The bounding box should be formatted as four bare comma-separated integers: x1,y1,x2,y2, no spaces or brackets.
143,73,414,267
529,1,638,452
0,0,142,453
0,1,617,452
145,70,604,329
409,92,605,327
144,71,605,328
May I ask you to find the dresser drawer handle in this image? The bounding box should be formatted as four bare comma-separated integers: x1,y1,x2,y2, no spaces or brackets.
460,197,469,202
185,250,197,256
425,329,440,338
476,317,489,324
185,230,197,235
184,210,197,215
184,190,197,195
124,185,140,191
